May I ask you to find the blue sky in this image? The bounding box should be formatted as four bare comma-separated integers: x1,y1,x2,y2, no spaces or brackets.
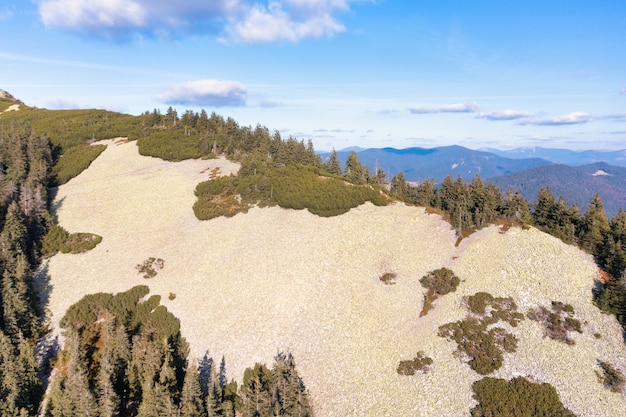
1,1,625,151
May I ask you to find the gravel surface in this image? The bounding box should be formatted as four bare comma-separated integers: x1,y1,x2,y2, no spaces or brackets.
42,139,626,416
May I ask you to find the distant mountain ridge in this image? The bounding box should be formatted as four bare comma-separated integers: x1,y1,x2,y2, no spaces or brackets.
487,162,626,218
320,145,552,183
482,146,626,167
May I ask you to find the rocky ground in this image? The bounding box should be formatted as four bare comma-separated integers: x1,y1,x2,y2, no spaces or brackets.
42,138,626,416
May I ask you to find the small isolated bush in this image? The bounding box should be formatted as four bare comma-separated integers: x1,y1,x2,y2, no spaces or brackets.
168,292,176,301
136,257,165,279
419,267,460,317
397,351,433,376
527,301,582,345
379,272,397,285
61,233,103,254
596,360,625,393
438,292,523,375
420,267,460,296
471,377,577,417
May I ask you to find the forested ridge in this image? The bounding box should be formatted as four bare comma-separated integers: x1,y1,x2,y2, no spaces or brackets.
1,95,626,415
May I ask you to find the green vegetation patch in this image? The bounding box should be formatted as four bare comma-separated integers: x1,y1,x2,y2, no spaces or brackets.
471,376,577,417
438,292,524,375
419,267,460,317
527,301,582,345
194,164,389,220
397,351,433,375
41,224,102,256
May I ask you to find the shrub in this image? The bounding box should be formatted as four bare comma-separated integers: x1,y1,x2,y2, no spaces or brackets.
596,360,625,393
42,225,103,256
471,377,577,416
136,257,165,279
379,272,397,285
397,351,433,375
60,232,102,254
438,292,523,375
418,267,460,317
420,268,460,296
527,301,582,345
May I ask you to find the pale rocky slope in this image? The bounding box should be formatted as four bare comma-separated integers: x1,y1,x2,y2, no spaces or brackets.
42,138,626,416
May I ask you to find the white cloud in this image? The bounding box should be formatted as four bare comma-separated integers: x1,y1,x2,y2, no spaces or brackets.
620,87,626,95
225,1,345,43
408,103,479,114
521,111,593,126
155,80,247,107
37,0,361,42
476,109,531,121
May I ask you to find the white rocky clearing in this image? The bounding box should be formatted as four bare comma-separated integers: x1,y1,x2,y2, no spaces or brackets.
43,138,626,416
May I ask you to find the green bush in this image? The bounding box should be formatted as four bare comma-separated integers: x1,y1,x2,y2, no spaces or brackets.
420,268,460,296
439,292,523,375
60,232,102,254
471,377,577,416
41,224,102,255
397,351,433,375
193,164,390,220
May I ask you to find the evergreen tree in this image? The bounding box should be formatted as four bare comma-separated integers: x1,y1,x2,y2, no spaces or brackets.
344,151,366,184
578,194,610,254
179,361,205,417
323,149,342,175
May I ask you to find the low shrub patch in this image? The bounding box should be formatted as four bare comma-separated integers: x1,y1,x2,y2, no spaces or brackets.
136,257,165,279
397,351,433,376
527,301,582,345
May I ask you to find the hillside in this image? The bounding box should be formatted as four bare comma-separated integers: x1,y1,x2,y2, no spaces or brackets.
319,145,552,183
43,139,626,416
487,162,626,217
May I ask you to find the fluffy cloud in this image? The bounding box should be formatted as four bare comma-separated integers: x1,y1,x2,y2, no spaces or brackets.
156,80,247,107
620,87,626,95
476,109,531,121
225,1,346,43
521,111,593,126
37,0,358,42
408,103,479,114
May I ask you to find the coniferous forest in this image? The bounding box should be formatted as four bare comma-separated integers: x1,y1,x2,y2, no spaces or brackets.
1,97,625,415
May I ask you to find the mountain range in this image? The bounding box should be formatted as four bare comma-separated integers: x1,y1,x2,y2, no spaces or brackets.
322,145,626,217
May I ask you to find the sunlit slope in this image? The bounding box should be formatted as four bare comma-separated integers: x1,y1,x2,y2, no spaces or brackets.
45,139,626,416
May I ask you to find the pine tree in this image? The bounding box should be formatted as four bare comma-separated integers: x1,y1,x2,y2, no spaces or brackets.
579,194,610,254
324,149,342,176
179,360,205,417
344,151,366,184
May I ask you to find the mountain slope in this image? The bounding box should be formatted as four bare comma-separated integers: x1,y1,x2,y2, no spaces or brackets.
321,146,552,183
483,147,626,167
487,162,626,217
43,139,626,417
